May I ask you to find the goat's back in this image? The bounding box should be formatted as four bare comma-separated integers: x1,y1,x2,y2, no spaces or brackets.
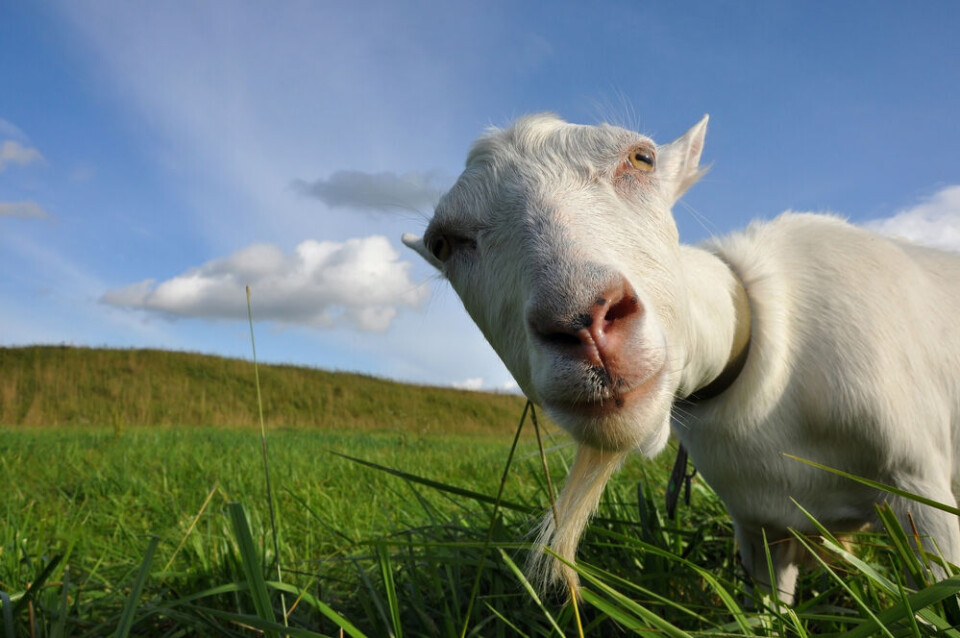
686,212,960,530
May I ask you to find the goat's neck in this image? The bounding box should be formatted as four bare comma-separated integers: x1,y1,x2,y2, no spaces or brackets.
675,245,749,400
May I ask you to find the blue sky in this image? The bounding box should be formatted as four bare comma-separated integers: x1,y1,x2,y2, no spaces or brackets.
2,2,959,391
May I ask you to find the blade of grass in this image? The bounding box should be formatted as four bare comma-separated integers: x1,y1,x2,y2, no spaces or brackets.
790,532,896,638
578,582,693,636
163,482,219,572
179,606,336,637
267,580,368,638
376,544,402,638
460,400,529,638
546,548,694,637
482,602,531,637
352,557,394,635
13,553,62,616
783,454,960,516
228,501,279,638
837,577,960,638
114,536,158,638
761,529,789,635
331,452,533,514
875,503,929,587
894,576,922,638
246,286,289,628
2,591,14,638
51,564,70,638
530,403,583,638
571,561,713,627
497,548,564,636
580,527,755,635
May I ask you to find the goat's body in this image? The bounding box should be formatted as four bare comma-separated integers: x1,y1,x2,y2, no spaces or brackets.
680,212,960,597
404,114,960,602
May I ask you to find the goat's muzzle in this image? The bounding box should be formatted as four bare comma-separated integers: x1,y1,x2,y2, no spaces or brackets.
527,276,644,389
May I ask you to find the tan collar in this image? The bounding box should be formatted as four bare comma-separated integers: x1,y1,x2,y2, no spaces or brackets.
681,271,751,404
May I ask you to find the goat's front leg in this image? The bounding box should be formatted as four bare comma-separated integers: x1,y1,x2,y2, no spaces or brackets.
734,523,801,606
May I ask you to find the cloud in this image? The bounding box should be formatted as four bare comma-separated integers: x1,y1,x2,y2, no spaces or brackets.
865,185,960,252
0,140,44,171
0,118,28,142
0,201,51,219
453,377,485,391
452,376,522,393
69,163,97,183
101,235,429,332
294,170,444,213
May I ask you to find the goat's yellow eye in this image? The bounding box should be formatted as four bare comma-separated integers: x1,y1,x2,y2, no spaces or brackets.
430,235,452,262
629,151,655,172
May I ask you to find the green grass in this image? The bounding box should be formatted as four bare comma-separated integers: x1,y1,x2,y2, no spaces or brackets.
0,345,526,433
0,424,581,635
5,424,959,636
2,346,960,635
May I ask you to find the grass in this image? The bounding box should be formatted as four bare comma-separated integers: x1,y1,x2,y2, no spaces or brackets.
2,346,960,635
0,345,526,433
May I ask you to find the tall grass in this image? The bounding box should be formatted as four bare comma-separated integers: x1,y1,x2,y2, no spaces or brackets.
3,423,960,635
3,346,960,634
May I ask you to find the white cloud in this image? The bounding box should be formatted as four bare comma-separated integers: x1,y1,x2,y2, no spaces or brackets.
101,235,429,332
501,378,520,393
452,376,522,394
0,201,51,219
294,170,444,213
865,185,960,252
453,377,485,391
0,140,44,171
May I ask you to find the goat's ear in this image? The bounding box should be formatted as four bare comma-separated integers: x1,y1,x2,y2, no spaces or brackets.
402,233,443,270
657,114,710,205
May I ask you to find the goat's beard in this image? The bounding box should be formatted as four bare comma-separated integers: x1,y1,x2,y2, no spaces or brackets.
527,392,674,597
526,444,630,597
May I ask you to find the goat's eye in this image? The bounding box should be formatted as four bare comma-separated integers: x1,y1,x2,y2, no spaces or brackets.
430,235,452,262
628,151,655,172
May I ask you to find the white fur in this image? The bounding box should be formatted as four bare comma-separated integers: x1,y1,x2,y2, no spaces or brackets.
404,114,960,602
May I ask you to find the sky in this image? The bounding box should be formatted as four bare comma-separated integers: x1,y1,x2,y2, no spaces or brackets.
2,2,959,392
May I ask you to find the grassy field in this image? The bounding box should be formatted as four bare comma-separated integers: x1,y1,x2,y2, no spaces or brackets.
0,425,579,635
2,346,960,636
0,345,527,433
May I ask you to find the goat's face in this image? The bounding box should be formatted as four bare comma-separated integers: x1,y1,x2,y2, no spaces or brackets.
405,114,708,454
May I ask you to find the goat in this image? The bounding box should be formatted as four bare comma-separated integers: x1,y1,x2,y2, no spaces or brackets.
402,114,960,603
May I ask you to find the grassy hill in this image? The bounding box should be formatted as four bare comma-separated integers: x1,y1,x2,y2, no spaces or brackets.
0,345,527,433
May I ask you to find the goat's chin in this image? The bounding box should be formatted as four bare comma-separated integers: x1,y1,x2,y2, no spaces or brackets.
541,370,673,455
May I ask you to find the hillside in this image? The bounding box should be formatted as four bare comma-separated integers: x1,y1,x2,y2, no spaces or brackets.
0,345,528,433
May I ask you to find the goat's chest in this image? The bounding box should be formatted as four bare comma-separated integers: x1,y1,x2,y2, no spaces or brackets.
674,411,882,530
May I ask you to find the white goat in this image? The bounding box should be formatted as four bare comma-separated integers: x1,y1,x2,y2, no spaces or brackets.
403,114,960,603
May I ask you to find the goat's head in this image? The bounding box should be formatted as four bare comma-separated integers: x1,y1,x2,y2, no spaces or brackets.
405,114,708,455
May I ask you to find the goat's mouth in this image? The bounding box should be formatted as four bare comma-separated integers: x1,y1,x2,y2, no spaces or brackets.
548,363,665,419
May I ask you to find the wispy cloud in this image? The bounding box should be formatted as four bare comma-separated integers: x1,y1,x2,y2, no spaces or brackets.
0,118,28,142
101,235,429,332
866,185,960,252
293,170,445,214
0,201,51,219
0,140,44,172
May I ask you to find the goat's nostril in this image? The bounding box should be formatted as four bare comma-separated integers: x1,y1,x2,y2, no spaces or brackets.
539,331,583,348
604,295,640,323
527,278,641,358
